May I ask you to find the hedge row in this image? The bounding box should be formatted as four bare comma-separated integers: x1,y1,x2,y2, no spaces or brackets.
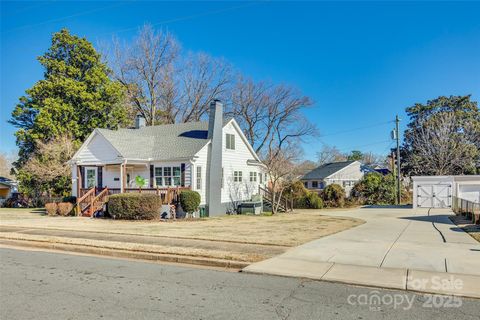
108,193,162,220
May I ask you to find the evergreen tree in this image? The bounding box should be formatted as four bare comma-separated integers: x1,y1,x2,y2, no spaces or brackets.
9,29,128,196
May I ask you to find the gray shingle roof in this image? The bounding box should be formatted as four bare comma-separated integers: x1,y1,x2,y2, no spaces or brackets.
97,121,211,161
302,161,356,180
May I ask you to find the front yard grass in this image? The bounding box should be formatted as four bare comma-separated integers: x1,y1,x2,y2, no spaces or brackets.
0,207,363,247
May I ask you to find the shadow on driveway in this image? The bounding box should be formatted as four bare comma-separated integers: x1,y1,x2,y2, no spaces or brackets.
399,215,453,224
362,205,413,209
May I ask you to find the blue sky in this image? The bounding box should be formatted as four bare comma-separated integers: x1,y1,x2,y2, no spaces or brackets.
1,1,479,161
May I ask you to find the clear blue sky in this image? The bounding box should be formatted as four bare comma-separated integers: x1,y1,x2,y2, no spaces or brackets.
1,1,479,161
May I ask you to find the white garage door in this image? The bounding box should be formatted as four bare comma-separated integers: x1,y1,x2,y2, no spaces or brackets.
417,184,452,208
458,185,480,203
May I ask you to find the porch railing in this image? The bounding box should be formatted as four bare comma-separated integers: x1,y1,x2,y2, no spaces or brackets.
452,196,480,224
79,186,190,205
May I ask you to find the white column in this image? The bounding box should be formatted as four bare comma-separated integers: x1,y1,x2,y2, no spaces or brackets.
71,165,78,197
120,164,124,193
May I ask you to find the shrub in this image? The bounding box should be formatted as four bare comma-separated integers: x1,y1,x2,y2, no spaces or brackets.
45,202,58,216
180,190,201,214
108,193,161,220
351,172,397,205
302,192,323,209
322,184,346,207
57,202,74,216
62,196,77,204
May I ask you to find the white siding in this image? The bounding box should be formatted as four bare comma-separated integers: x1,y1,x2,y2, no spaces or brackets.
324,162,365,195
76,133,121,164
192,144,209,205
220,122,265,207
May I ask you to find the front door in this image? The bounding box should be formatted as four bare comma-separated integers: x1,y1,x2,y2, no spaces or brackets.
85,167,98,189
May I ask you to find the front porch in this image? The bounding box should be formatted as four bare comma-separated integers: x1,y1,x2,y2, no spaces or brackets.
73,161,192,217
76,186,191,217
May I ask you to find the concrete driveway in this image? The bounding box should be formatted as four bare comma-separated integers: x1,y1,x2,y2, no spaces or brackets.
281,207,480,275
244,207,480,297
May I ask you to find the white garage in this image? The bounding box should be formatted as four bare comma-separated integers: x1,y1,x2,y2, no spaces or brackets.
412,175,480,209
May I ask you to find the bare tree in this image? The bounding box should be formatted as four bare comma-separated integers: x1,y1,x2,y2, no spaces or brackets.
263,147,298,214
228,78,316,156
22,136,77,196
0,152,15,179
316,144,346,165
406,112,478,175
175,52,232,122
112,25,179,125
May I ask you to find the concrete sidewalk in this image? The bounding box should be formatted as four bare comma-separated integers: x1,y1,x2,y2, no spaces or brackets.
244,207,480,298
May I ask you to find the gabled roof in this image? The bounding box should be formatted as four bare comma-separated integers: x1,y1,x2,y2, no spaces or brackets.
72,118,261,163
95,122,210,161
302,161,357,180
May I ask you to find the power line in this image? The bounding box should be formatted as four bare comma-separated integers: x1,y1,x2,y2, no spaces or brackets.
319,139,393,154
97,1,265,37
320,120,393,137
2,1,131,34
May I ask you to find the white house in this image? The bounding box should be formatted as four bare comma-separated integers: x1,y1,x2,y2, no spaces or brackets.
301,161,370,195
69,100,267,216
412,175,480,209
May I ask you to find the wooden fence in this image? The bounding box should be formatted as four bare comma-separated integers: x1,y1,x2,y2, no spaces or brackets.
452,196,480,224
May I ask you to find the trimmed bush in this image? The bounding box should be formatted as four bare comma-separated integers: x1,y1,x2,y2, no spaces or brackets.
322,184,346,208
62,196,77,204
180,190,201,214
57,202,74,216
45,202,58,216
108,193,161,220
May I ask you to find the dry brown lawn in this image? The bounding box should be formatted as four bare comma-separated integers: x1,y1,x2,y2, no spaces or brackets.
0,208,364,247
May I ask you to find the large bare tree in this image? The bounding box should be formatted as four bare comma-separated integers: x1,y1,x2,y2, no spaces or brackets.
227,77,316,156
175,52,232,122
112,25,179,125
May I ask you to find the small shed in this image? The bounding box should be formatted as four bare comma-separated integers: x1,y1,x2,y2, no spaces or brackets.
412,175,480,209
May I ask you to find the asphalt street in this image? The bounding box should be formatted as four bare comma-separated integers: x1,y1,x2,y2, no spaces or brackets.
0,247,478,320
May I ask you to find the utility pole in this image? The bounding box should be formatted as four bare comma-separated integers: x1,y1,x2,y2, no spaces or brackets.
395,115,401,205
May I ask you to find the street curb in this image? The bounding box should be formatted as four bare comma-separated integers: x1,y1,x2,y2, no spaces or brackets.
0,238,249,270
243,261,480,299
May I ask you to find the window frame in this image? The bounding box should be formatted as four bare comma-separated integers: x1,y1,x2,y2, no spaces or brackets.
249,171,257,182
226,133,235,150
234,171,243,183
196,166,202,190
154,166,181,187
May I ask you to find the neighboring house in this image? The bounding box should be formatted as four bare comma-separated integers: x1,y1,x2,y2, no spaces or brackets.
412,175,480,209
69,100,267,216
301,161,368,195
370,164,392,176
0,177,18,206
